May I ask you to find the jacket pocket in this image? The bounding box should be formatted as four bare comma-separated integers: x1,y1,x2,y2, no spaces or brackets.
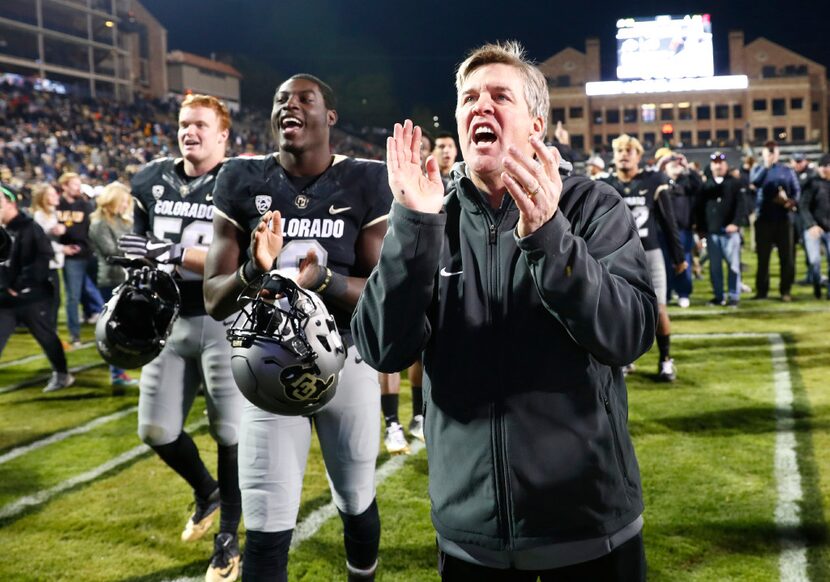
603,388,633,491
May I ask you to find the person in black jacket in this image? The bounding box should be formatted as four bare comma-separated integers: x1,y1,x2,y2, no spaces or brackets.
352,41,655,581
699,152,749,306
0,184,74,392
800,153,830,299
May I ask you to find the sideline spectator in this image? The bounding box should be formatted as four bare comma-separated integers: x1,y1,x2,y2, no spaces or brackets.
800,154,830,299
88,181,139,388
699,151,749,306
750,141,800,301
56,172,102,345
0,183,74,392
30,182,70,333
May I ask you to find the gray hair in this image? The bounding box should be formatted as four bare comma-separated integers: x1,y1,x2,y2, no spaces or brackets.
455,40,550,132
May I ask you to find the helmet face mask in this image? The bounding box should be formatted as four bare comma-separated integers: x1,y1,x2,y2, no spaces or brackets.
228,272,346,416
96,260,181,369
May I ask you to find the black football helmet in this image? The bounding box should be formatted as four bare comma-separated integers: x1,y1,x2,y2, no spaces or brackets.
227,272,346,416
95,258,181,369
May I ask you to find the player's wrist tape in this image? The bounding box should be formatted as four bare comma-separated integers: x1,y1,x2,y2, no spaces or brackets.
238,259,266,286
312,267,347,299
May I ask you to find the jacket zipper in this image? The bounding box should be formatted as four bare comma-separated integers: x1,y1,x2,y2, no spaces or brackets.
483,206,514,547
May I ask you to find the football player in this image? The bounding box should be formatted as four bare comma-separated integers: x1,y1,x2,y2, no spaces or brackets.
204,74,392,581
602,135,687,381
119,94,243,581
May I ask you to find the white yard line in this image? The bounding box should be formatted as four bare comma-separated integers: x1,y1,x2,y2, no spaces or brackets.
0,417,207,521
0,341,95,370
673,306,830,317
0,361,105,394
677,332,808,582
0,406,138,466
160,440,427,582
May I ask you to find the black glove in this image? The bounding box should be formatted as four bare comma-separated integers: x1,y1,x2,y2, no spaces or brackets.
118,233,183,264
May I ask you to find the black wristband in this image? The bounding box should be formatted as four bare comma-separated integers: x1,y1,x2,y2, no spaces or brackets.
238,259,266,286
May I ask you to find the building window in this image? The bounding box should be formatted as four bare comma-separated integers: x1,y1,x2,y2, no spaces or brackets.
753,99,767,111
734,129,743,144
607,134,620,145
715,105,729,119
642,132,656,149
790,98,803,110
791,126,806,142
660,105,673,121
593,110,603,124
715,129,729,143
698,130,711,144
762,65,776,78
754,127,769,142
641,104,656,123
606,109,620,124
679,130,692,145
593,134,603,146
771,99,786,116
733,104,743,119
556,75,571,88
552,108,566,124
697,105,711,120
570,134,585,151
813,102,820,112
774,127,787,141
678,103,692,120
623,108,637,123
569,106,583,119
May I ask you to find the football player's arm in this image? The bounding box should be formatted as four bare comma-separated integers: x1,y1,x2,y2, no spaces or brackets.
203,213,251,319
516,182,658,367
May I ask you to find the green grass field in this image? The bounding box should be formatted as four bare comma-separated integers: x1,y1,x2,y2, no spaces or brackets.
1,249,829,581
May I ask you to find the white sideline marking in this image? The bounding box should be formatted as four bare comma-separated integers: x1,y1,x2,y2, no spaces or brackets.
674,306,830,317
0,417,207,521
0,406,137,466
678,332,808,582
159,440,427,582
0,341,95,370
0,361,105,394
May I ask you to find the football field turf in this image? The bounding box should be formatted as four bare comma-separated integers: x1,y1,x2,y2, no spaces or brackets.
1,252,830,581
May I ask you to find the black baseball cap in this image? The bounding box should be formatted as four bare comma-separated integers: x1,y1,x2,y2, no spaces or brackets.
710,151,727,162
819,153,830,167
0,183,16,203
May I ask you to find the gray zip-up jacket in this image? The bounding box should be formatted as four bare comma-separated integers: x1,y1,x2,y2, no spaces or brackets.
352,166,657,551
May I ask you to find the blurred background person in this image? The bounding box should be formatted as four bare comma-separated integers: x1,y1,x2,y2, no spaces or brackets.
0,183,74,392
750,141,800,301
585,155,608,180
433,131,458,185
699,151,749,306
792,152,819,286
88,181,139,388
30,182,72,340
56,172,102,346
799,154,830,299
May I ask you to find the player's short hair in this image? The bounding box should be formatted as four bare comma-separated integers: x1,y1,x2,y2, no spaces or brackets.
612,134,644,156
58,172,80,188
181,94,232,131
455,40,549,133
435,131,456,143
286,74,337,110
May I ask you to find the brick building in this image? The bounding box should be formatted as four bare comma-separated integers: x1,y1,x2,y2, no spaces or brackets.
167,50,242,112
541,31,829,156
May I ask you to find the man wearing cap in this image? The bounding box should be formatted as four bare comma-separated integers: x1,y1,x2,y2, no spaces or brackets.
0,184,74,392
750,141,800,301
585,155,608,180
700,152,749,306
799,154,830,299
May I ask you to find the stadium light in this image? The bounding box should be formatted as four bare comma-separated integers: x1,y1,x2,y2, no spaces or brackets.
585,75,749,96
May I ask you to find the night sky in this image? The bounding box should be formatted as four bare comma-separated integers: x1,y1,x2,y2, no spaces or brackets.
142,0,830,131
